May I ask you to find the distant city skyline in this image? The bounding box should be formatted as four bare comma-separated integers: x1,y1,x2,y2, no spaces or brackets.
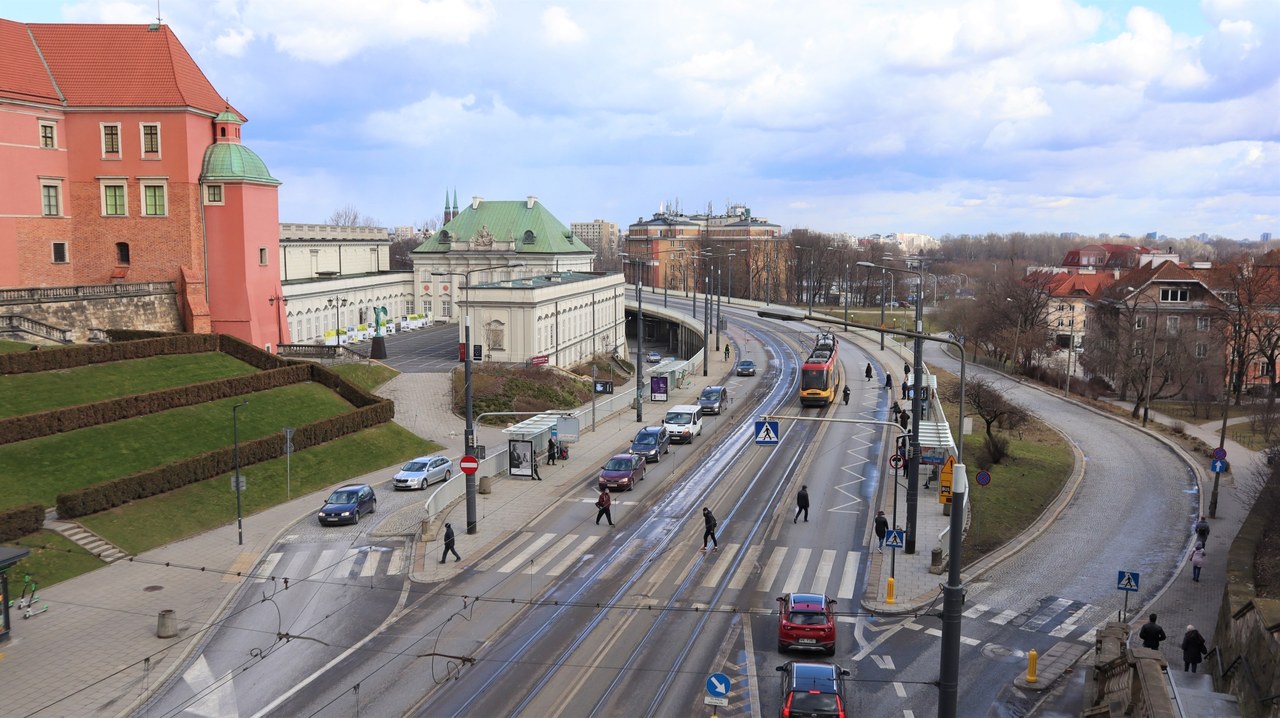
7,0,1275,239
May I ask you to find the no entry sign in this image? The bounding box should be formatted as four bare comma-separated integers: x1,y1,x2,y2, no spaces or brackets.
459,455,479,475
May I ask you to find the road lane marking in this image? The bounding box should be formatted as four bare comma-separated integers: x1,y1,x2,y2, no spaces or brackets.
810,549,836,594
728,544,764,590
780,548,811,593
963,603,989,618
760,546,788,589
547,535,598,576
253,552,283,583
702,544,739,587
359,551,380,578
837,552,860,599
497,532,558,574
894,682,907,698
991,609,1017,625
386,548,404,575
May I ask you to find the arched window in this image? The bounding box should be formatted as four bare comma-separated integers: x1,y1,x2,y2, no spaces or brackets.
115,242,130,265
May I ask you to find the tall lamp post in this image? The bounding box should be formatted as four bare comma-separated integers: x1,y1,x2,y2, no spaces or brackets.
757,306,967,718
431,262,524,535
232,399,248,546
326,296,348,344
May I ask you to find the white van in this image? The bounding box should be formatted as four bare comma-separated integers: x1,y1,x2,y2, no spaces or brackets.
663,404,703,444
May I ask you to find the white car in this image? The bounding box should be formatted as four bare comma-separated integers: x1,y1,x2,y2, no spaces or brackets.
393,455,453,490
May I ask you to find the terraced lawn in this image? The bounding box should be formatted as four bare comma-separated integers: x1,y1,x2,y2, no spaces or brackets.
0,352,258,418
0,382,353,509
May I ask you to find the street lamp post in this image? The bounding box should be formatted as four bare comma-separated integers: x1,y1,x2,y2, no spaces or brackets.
431,262,524,535
757,306,967,718
878,267,887,351
326,297,348,344
232,399,248,546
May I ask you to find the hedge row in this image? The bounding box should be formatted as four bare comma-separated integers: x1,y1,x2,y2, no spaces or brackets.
0,334,217,375
55,400,395,518
308,362,383,408
0,365,310,446
217,334,292,371
0,503,45,543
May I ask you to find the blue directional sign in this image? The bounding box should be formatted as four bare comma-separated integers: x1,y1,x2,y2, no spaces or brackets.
706,672,731,697
884,530,906,549
1116,570,1140,592
754,420,780,445
1211,458,1228,474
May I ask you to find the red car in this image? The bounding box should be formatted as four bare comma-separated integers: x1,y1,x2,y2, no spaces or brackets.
777,593,837,655
598,453,646,491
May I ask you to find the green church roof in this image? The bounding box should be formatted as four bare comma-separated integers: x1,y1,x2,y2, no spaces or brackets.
414,199,592,254
201,142,280,185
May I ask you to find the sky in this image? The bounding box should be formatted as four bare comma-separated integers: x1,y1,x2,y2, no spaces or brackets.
3,0,1277,240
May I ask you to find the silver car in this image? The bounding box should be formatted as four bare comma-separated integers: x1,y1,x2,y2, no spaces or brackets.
393,455,453,490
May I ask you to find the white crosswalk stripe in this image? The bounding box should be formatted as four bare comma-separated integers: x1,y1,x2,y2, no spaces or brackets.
254,552,283,583
836,552,860,599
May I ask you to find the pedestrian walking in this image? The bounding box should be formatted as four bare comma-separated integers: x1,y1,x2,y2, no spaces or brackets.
901,380,909,400
842,385,850,405
865,363,873,382
1195,516,1210,547
532,456,542,481
595,488,614,526
1181,625,1208,672
885,374,893,391
547,437,557,466
903,362,911,379
794,486,810,523
700,507,719,552
1190,543,1206,582
898,409,910,431
874,510,888,550
439,522,461,563
1138,613,1166,650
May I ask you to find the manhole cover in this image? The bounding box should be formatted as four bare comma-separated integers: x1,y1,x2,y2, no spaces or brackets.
982,643,1026,662
142,585,164,592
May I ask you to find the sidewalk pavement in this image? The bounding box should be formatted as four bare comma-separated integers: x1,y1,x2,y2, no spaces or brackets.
0,335,742,718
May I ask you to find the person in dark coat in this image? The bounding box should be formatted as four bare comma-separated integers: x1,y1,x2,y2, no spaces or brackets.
898,409,911,431
547,437,557,465
700,507,719,552
1181,625,1207,672
1195,516,1210,547
1138,613,1166,650
794,486,810,523
595,488,613,526
440,522,461,563
874,510,889,550
865,363,874,382
842,385,850,405
531,455,542,480
901,380,909,399
904,362,911,379
885,373,893,391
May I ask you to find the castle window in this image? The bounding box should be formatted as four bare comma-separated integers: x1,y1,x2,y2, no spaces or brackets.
116,242,130,265
39,121,56,148
41,182,61,216
102,183,126,216
220,127,226,138
141,123,160,156
205,184,223,205
259,247,268,266
52,242,67,263
102,123,120,156
141,181,168,216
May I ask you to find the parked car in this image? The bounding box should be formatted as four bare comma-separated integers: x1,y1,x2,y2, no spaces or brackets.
775,661,850,718
736,359,757,376
317,484,377,526
777,593,837,654
645,351,662,363
698,386,728,415
598,453,646,491
393,455,453,490
629,426,670,463
662,404,703,444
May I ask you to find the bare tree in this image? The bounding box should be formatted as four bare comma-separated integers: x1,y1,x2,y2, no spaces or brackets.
942,376,1028,466
327,204,381,228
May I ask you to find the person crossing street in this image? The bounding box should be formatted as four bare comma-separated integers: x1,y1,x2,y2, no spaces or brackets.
595,488,613,526
794,486,810,523
700,507,719,552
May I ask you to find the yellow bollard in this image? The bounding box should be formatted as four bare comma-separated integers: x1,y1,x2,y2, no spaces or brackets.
1026,648,1038,684
886,577,896,605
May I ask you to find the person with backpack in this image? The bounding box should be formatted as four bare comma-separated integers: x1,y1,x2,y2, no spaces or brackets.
700,507,719,552
595,488,613,526
1194,516,1210,547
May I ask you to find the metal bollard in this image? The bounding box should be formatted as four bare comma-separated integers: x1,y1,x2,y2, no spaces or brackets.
1026,648,1038,684
886,577,896,605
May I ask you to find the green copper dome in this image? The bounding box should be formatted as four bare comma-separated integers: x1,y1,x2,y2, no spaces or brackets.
202,142,280,185
214,109,243,124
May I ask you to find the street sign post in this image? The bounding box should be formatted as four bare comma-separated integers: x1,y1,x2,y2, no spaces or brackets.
1116,570,1140,621
884,530,906,549
754,421,780,445
706,673,730,697
889,453,904,470
1213,447,1227,461
975,470,991,487
939,455,955,504
459,455,479,476
1210,458,1229,474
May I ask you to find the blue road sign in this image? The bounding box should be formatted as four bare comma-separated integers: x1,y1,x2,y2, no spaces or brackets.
884,530,906,549
1212,447,1227,461
754,420,780,445
706,672,731,697
1211,458,1228,473
1116,570,1140,592
975,470,992,487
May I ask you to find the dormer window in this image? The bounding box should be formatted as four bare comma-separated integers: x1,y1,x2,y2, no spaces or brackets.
522,230,537,245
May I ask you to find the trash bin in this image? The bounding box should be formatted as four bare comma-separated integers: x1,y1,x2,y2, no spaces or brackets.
478,475,492,494
157,609,177,638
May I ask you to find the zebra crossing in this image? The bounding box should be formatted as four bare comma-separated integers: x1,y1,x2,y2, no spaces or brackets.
948,595,1101,643
252,545,407,584
477,530,865,600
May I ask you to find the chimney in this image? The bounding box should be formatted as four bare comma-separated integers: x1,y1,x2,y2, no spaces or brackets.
527,196,537,209
471,196,482,210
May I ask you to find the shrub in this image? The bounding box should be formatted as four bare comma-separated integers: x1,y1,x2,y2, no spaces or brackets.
0,503,44,542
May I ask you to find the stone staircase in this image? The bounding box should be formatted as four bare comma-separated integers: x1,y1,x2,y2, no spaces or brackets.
47,519,129,564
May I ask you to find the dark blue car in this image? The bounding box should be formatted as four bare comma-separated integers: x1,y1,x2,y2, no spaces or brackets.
318,484,377,526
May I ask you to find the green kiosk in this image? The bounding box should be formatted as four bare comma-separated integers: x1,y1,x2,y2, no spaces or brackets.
0,546,32,643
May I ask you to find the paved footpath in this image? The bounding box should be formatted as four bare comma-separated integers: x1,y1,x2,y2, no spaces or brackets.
0,338,741,718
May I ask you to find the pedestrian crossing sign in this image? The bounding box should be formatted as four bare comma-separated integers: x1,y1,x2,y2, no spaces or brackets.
884,530,905,549
754,420,780,445
1116,570,1140,592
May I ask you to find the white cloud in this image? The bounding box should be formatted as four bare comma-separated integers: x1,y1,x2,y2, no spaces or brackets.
541,6,584,45
62,1,157,23
213,28,255,56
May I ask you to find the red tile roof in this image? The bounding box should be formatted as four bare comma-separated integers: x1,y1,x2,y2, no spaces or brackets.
0,20,238,118
0,19,62,104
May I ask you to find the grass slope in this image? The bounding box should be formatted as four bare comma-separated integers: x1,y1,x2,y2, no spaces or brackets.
0,352,257,418
0,382,352,509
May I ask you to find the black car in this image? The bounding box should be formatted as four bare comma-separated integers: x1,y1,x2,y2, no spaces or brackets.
317,484,377,526
736,359,757,376
776,661,850,718
628,426,670,463
698,386,727,415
